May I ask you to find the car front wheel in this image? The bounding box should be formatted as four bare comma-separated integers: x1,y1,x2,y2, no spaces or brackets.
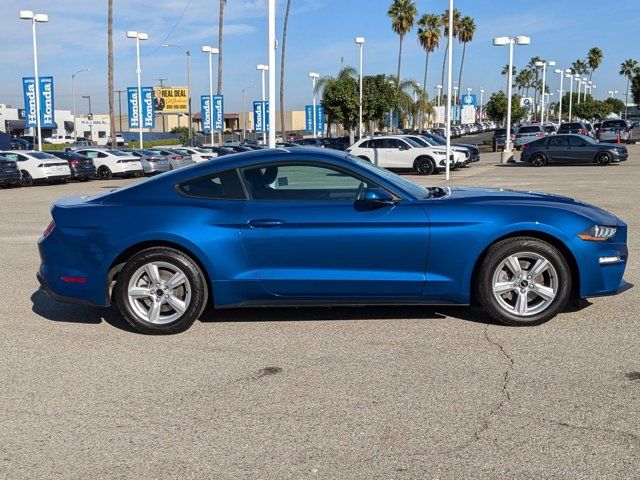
476,237,571,326
595,152,612,166
414,157,435,175
115,247,208,334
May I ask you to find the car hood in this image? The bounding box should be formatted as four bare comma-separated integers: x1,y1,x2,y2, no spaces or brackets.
435,186,620,225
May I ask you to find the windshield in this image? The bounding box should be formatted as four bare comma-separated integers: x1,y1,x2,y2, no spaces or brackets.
402,137,423,148
108,150,131,157
346,155,430,199
427,135,446,145
578,134,598,145
408,136,431,146
495,129,506,135
519,126,542,133
31,152,56,160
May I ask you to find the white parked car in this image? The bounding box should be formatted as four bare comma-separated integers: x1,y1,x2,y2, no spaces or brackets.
347,136,459,175
0,150,71,186
77,148,143,180
403,135,468,167
44,134,75,145
170,147,218,163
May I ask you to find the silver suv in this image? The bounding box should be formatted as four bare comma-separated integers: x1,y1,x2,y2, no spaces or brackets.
597,120,631,143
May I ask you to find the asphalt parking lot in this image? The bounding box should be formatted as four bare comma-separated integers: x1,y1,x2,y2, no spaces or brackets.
1,147,639,479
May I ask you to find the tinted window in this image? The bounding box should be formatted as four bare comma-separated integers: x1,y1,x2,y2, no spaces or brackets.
370,139,386,148
563,123,583,129
519,126,542,134
494,129,506,135
548,136,566,146
31,152,56,160
386,139,406,149
242,163,375,201
568,136,587,147
178,170,245,200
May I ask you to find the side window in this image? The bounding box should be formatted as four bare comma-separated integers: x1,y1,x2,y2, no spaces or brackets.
3,153,19,161
98,152,109,158
548,137,566,147
568,136,586,147
98,131,107,139
84,151,99,159
386,139,402,149
371,139,385,149
359,140,370,149
242,163,375,201
178,170,246,200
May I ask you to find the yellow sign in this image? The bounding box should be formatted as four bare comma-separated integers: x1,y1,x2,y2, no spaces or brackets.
153,87,189,113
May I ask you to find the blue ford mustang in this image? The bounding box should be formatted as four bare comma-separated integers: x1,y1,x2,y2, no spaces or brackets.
37,148,631,334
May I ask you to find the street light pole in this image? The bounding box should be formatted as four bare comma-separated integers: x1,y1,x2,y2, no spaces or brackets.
162,44,192,145
355,37,365,140
267,0,276,148
241,85,254,140
553,68,567,127
115,89,124,133
20,10,48,151
567,74,575,122
82,95,92,142
493,35,531,161
535,60,555,124
308,72,320,139
71,68,89,140
257,65,269,145
445,0,454,180
479,88,485,122
126,31,148,148
201,46,220,147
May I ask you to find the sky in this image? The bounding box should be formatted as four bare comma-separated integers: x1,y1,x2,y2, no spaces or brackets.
0,0,637,115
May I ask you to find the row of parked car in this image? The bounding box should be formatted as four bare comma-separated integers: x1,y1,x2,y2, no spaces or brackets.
492,119,636,152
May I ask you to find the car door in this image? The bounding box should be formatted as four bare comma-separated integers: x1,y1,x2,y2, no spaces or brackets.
545,136,568,163
238,161,430,298
566,135,592,163
384,138,415,168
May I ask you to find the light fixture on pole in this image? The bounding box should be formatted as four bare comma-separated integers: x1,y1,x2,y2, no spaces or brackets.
534,60,555,124
162,44,193,145
71,68,89,141
582,78,588,102
308,72,320,139
126,30,148,148
20,10,48,152
355,36,365,140
608,89,618,99
566,73,576,121
553,68,567,127
256,64,269,145
267,0,276,148
201,45,219,147
493,35,531,162
82,95,92,141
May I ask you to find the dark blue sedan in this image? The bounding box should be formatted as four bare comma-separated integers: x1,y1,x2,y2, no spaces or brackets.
37,148,631,334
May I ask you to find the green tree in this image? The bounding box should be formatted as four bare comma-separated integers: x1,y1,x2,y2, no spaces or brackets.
170,126,192,144
362,74,396,127
485,91,527,124
573,98,612,121
319,67,359,141
456,16,476,102
571,59,589,76
631,72,640,107
587,47,604,81
387,0,417,90
417,13,441,127
604,97,625,114
620,59,639,118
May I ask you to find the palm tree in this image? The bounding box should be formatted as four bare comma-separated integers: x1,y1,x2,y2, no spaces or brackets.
387,0,418,91
587,47,604,81
107,0,116,146
279,0,292,138
388,74,419,125
571,59,589,76
501,64,515,76
417,13,441,130
527,56,543,120
217,0,226,142
620,59,639,119
456,16,476,102
439,8,461,91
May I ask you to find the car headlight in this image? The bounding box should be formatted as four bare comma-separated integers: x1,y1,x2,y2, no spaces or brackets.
433,151,446,156
578,225,617,242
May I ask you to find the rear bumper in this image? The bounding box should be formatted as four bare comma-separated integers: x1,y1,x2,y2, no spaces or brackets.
37,271,101,307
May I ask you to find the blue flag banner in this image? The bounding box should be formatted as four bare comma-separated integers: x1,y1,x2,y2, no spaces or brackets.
201,95,212,132
305,105,324,134
213,95,224,132
128,87,155,129
305,105,314,133
22,76,55,128
253,101,270,133
315,105,325,134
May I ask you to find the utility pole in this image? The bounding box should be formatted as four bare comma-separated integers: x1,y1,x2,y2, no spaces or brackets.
157,77,167,132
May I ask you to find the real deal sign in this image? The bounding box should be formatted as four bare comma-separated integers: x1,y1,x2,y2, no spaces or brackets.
153,87,189,113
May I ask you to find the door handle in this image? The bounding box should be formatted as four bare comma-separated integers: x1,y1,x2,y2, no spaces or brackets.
248,218,284,228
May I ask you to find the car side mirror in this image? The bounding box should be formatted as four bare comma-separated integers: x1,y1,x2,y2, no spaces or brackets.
356,187,397,209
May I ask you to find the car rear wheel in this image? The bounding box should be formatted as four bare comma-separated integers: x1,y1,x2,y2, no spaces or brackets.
20,170,33,187
115,247,208,334
531,154,547,167
595,152,612,166
414,157,436,175
97,166,112,180
476,237,571,326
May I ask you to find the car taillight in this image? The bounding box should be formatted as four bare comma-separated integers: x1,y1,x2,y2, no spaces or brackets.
147,157,158,163
536,132,544,137
42,220,55,238
172,155,181,160
69,160,79,166
579,129,586,135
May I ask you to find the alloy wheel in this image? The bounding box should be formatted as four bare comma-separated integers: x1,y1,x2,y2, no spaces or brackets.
491,251,558,317
127,261,192,325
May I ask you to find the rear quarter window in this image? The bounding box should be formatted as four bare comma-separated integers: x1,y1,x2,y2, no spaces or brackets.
177,170,246,200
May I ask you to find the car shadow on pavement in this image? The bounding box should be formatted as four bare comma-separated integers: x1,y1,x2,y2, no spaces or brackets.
30,288,137,333
200,304,501,327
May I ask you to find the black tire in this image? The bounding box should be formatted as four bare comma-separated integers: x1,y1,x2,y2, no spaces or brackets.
595,152,611,166
476,237,572,326
414,157,436,176
20,170,33,187
115,247,208,334
531,154,547,167
97,166,112,180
